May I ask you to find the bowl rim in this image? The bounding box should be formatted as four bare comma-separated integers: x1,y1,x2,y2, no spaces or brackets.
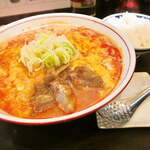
103,12,150,51
103,12,150,21
0,13,136,125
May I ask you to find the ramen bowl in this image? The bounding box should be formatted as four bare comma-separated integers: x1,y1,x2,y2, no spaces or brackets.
0,13,136,125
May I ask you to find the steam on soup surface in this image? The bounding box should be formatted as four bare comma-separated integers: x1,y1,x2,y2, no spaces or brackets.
0,24,123,119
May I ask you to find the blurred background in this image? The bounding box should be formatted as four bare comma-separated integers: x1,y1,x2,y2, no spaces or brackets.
0,0,150,25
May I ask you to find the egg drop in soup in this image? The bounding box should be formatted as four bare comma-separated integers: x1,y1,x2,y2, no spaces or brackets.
0,24,123,119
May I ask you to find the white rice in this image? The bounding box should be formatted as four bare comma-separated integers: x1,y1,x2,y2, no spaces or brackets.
106,13,150,49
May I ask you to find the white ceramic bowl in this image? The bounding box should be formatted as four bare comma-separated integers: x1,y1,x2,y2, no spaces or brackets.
103,12,150,55
0,13,136,125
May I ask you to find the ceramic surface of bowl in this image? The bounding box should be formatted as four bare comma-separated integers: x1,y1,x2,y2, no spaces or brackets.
0,13,136,125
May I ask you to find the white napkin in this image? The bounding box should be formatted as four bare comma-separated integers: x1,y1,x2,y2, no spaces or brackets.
96,72,150,129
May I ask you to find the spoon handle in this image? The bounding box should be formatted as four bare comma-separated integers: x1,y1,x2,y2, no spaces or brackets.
130,86,150,111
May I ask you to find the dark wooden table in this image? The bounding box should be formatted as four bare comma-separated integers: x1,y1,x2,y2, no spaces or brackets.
0,1,150,150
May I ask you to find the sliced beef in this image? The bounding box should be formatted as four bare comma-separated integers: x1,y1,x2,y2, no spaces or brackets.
31,65,104,115
69,66,104,88
31,84,55,115
58,68,71,81
44,67,56,86
44,64,69,86
50,80,76,113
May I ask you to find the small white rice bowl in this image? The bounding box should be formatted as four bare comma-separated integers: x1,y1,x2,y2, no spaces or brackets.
103,13,150,50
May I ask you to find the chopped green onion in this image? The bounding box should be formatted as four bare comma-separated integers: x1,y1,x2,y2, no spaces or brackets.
19,33,79,74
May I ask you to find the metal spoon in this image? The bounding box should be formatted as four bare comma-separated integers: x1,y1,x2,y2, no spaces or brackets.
97,86,150,125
